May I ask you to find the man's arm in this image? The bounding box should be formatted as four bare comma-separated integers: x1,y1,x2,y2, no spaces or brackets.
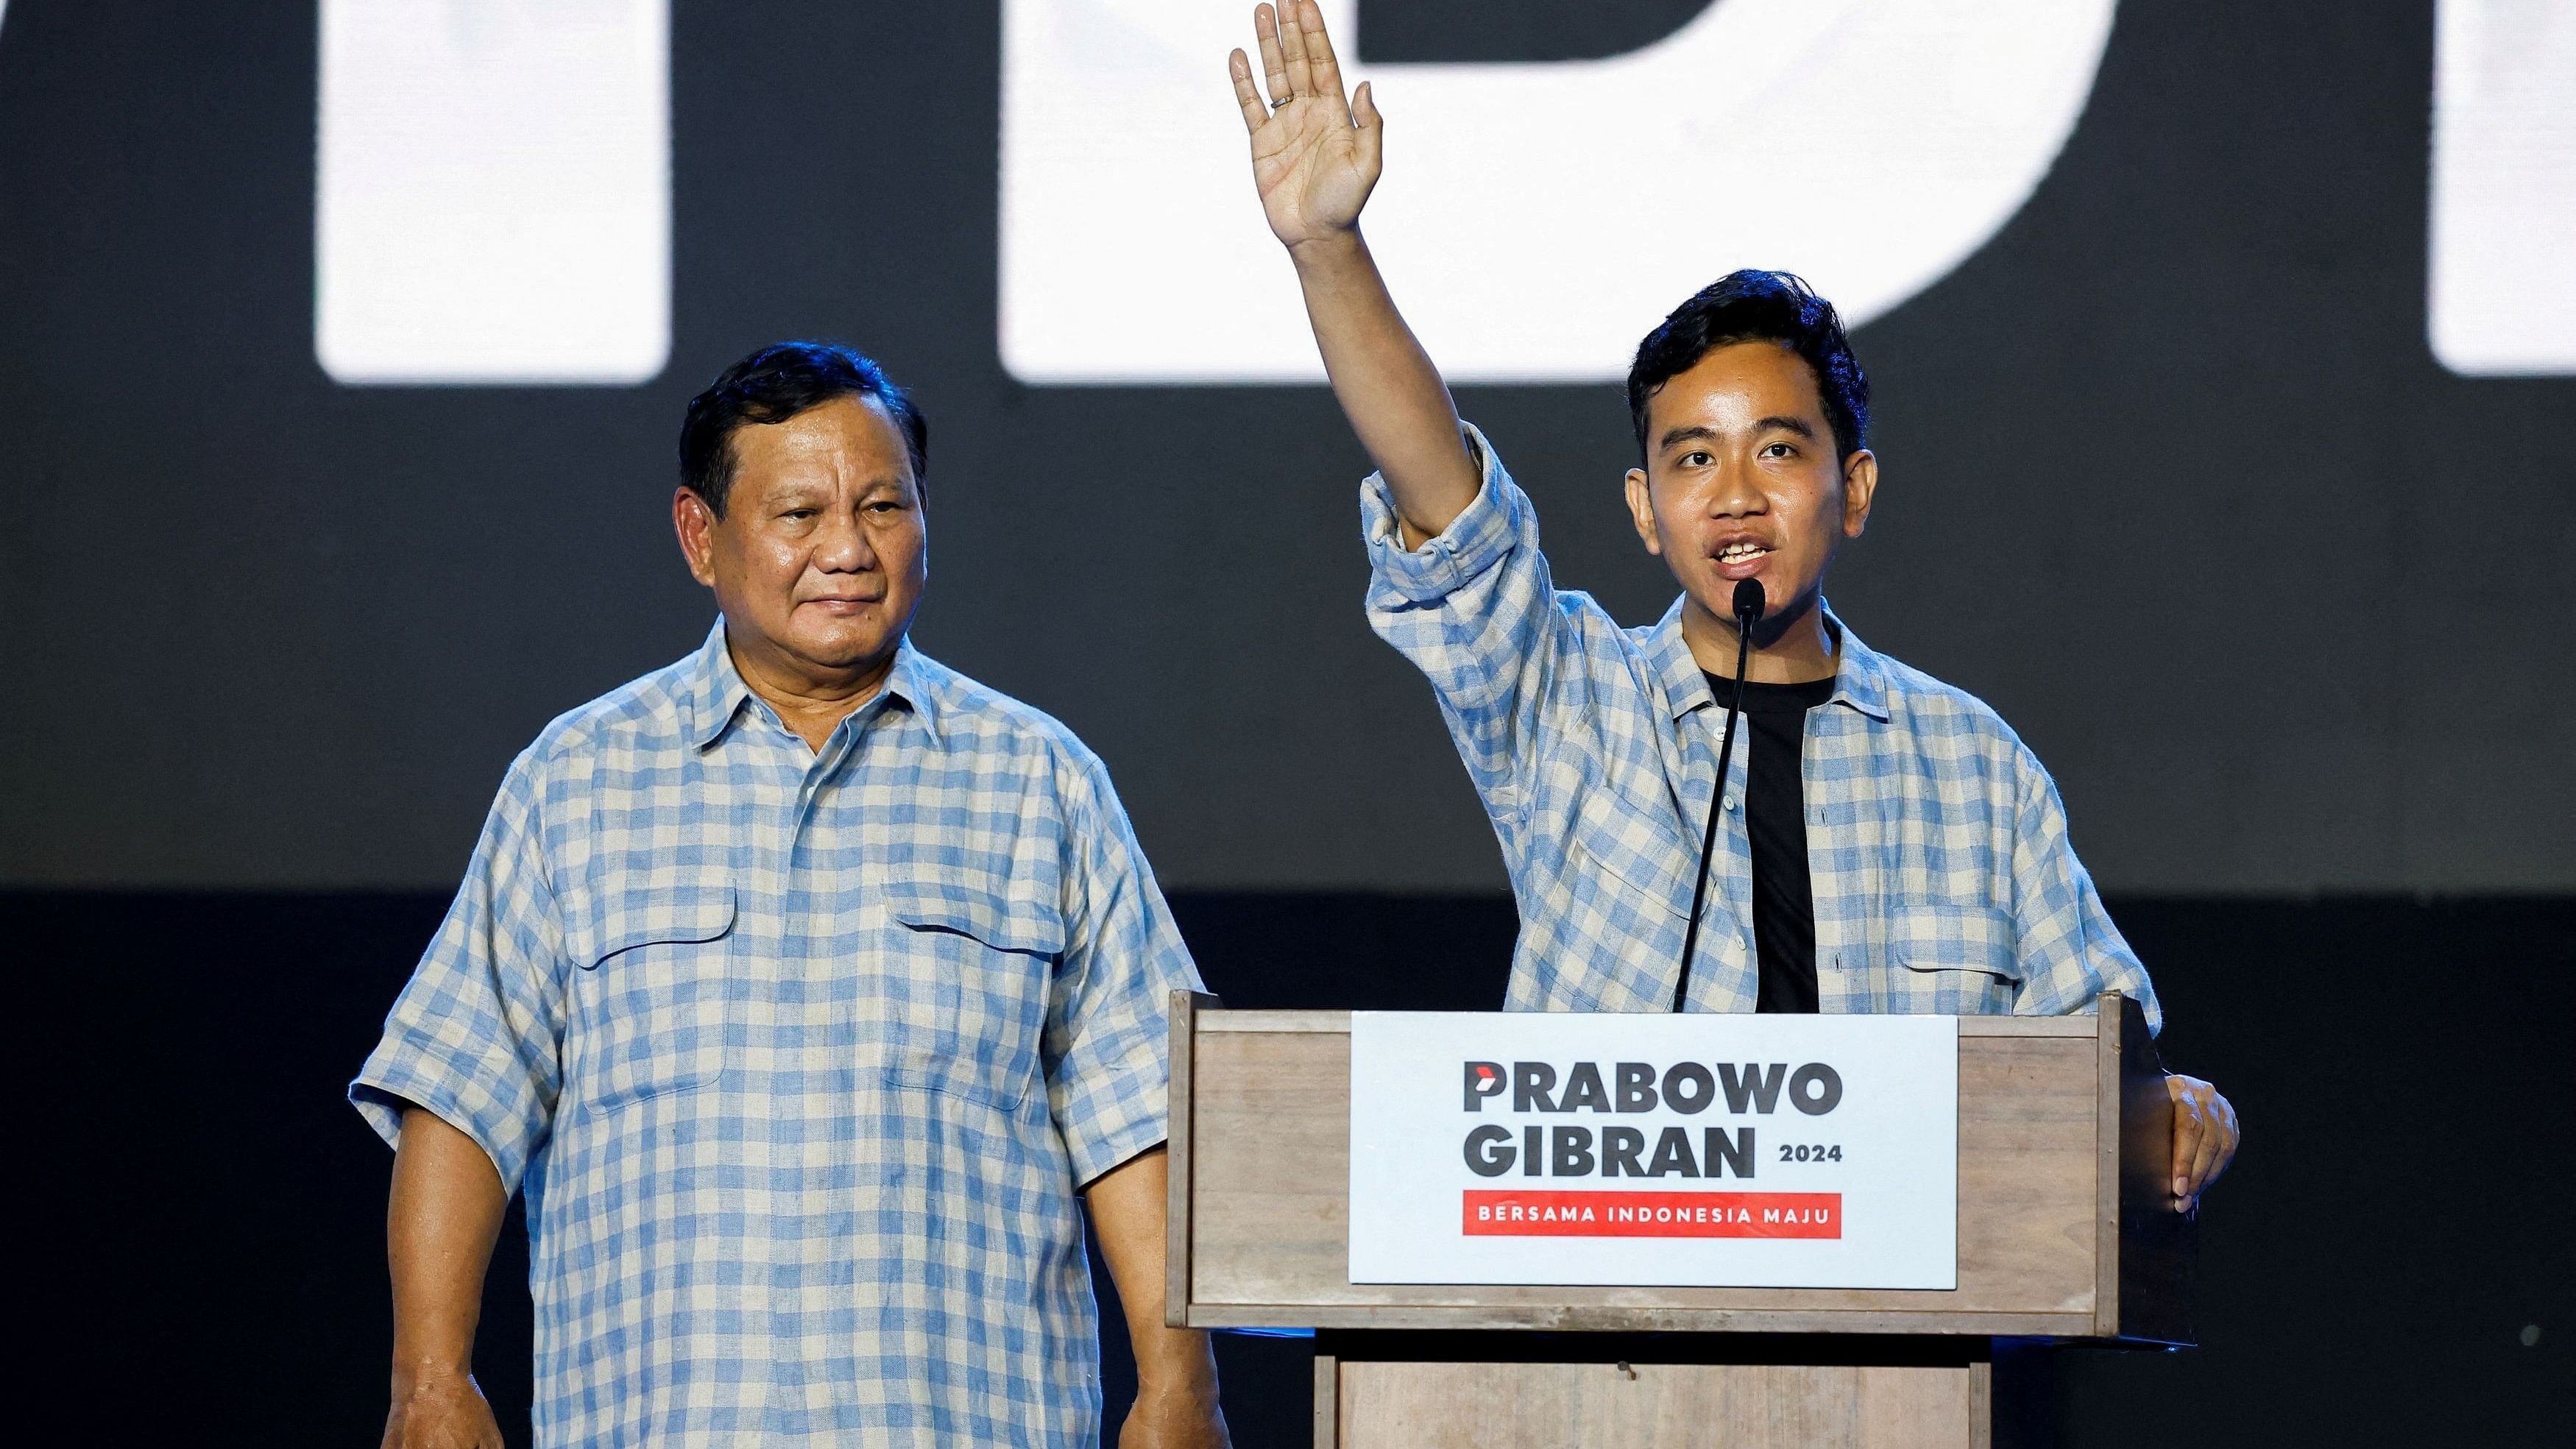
2004,757,2240,1211
1230,1,1477,543
1085,1148,1229,1449
381,1107,510,1449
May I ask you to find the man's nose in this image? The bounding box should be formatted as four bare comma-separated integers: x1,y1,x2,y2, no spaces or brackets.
812,509,877,571
1706,457,1764,518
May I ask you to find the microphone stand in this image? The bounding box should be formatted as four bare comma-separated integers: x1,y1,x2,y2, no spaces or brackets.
1672,580,1764,1012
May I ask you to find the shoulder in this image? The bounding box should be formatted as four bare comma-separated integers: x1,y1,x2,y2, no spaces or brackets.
1876,654,2013,732
509,653,700,791
1861,648,2049,779
907,652,1116,797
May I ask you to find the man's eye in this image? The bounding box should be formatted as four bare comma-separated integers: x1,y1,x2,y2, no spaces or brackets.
1683,450,1713,467
1762,442,1797,458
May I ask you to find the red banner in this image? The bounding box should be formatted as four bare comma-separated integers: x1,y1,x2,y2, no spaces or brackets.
1462,1190,1841,1239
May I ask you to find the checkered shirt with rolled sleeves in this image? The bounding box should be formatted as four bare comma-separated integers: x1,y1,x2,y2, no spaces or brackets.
1362,424,2160,1030
351,620,1203,1447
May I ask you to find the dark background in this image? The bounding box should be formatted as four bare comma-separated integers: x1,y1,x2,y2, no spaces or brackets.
1,0,2569,893
3,1,2569,1445
13,890,2569,1444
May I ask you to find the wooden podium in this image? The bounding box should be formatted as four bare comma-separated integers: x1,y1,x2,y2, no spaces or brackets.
1164,992,2193,1448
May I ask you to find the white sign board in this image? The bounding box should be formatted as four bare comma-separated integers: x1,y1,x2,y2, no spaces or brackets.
1349,1013,1958,1289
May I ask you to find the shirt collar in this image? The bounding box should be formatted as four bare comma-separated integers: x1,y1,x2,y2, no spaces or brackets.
680,618,944,751
1649,595,1893,725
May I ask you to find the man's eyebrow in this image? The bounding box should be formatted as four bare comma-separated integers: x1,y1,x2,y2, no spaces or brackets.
1754,415,1816,439
1656,424,1722,452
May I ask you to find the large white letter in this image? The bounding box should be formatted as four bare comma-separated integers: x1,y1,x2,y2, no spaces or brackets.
2429,0,2576,376
314,0,669,385
999,0,2116,383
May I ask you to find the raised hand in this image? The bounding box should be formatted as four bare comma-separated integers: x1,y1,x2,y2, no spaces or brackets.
1225,1,1475,536
1228,2,1382,251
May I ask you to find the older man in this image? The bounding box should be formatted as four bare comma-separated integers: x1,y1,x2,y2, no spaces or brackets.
353,344,1228,1447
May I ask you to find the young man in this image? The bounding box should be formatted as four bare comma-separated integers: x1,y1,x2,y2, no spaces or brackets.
1224,3,2236,1210
353,344,1228,1448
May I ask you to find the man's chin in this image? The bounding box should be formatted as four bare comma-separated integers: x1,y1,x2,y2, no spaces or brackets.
775,626,902,679
1684,574,1819,634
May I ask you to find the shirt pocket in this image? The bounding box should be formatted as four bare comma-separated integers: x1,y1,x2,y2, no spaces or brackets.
1565,784,1691,917
570,882,737,1116
880,880,1061,1115
1888,901,2021,1015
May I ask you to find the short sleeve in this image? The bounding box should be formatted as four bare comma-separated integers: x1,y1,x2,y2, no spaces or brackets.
2007,749,2162,1034
1041,749,1206,1187
349,754,571,1194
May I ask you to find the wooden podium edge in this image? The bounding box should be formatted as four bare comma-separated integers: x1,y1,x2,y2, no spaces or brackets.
1164,988,1221,1330
1199,1302,2099,1335
2092,992,2126,1337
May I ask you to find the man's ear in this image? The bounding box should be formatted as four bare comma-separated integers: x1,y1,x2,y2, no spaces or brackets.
673,487,721,588
1839,450,1878,539
1624,467,1664,556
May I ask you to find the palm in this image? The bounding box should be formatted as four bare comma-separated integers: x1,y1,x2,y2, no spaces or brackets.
1252,100,1374,245
1229,2,1381,248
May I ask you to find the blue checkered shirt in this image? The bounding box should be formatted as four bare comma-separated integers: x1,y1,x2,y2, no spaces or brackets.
352,622,1202,1446
1365,426,2159,1030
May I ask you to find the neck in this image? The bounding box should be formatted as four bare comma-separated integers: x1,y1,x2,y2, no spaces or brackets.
1680,591,1837,685
725,631,898,753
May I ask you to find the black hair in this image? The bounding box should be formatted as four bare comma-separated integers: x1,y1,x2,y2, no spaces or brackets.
1626,270,1869,465
679,341,929,517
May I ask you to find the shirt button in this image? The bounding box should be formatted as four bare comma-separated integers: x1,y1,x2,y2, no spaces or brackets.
1724,794,1740,812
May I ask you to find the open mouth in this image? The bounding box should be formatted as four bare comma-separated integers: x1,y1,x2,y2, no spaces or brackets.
1717,542,1772,564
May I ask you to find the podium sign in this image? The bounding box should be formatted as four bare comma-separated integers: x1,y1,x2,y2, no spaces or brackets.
1348,1013,1959,1289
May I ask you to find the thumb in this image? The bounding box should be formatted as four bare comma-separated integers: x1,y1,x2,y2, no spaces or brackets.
1354,79,1381,130
1353,81,1384,171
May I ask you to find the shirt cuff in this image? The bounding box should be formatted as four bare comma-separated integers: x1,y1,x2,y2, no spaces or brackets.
1066,1106,1170,1191
1360,420,1526,606
348,1065,534,1198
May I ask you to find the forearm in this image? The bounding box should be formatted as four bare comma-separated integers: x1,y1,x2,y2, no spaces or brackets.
387,1105,509,1384
1288,231,1479,542
1083,1147,1220,1404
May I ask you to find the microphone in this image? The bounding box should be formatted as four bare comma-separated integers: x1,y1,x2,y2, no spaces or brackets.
1672,579,1765,1011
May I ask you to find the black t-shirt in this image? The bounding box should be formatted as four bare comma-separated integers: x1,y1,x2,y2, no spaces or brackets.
1703,673,1836,1013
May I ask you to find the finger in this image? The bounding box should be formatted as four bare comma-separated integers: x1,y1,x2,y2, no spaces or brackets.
1278,0,1317,101
2168,1096,2204,1203
1228,50,1270,135
2184,1113,2225,1205
1302,0,1351,117
2201,1099,2240,1189
1254,4,1292,107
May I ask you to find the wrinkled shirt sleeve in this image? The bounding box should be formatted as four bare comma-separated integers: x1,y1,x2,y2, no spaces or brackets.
1363,423,1594,826
349,753,570,1194
2006,748,2162,1033
1042,749,1206,1187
